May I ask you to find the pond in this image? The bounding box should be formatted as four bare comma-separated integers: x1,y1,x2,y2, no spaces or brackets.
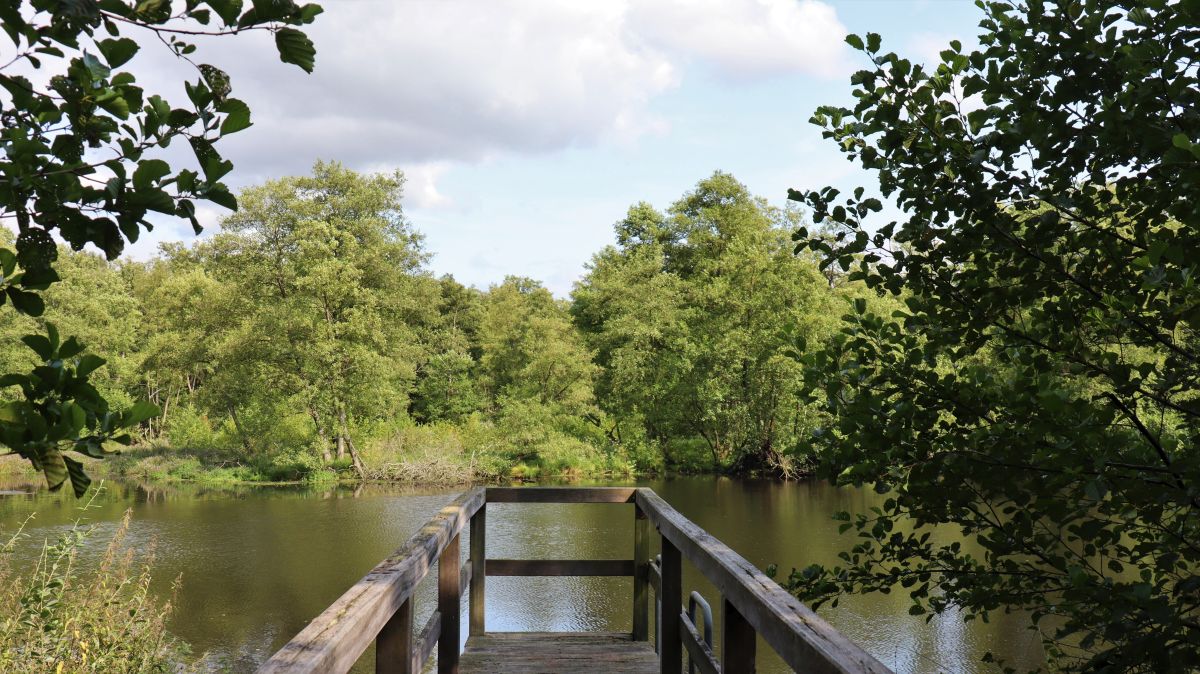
0,476,1045,673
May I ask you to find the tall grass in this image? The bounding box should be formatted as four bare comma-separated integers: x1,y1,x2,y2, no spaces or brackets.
0,500,183,673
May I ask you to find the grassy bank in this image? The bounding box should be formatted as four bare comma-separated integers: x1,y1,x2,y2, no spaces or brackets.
0,425,801,491
48,419,643,488
0,414,796,490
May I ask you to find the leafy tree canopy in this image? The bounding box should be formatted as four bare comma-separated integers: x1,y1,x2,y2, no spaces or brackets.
574,172,852,474
788,1,1200,671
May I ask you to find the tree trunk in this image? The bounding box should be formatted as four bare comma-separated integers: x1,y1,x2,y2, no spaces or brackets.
308,406,332,464
338,406,367,480
158,392,171,440
345,434,367,481
228,404,252,454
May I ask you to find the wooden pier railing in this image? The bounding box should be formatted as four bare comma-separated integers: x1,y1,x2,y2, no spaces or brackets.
257,486,893,674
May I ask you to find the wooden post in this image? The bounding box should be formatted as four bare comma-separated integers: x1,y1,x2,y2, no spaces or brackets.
660,534,682,674
721,597,756,674
375,598,412,674
469,505,486,636
633,505,650,641
438,533,461,674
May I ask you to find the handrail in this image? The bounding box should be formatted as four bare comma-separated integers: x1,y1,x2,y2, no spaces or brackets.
257,486,484,674
259,485,893,674
635,488,892,674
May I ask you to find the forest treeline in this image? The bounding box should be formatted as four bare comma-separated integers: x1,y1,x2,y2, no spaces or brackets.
0,163,885,484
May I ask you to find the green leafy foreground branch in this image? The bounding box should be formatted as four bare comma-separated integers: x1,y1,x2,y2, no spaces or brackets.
0,1,322,496
788,1,1199,672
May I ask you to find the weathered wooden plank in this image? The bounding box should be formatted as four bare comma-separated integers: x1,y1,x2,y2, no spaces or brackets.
414,610,440,674
438,533,461,674
258,487,486,674
486,559,634,576
636,489,892,674
485,487,637,503
460,633,658,674
649,557,661,595
469,506,486,636
375,598,412,674
721,597,756,674
633,506,650,641
680,612,720,674
660,537,683,674
459,563,472,597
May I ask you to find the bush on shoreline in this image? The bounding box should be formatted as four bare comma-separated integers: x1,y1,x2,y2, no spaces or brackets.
0,509,184,673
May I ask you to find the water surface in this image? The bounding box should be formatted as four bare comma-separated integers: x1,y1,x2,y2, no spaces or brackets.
0,477,1044,672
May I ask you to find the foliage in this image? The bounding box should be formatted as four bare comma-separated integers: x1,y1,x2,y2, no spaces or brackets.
0,1,322,496
0,509,183,672
179,161,428,475
787,1,1200,672
574,172,848,473
4,163,856,484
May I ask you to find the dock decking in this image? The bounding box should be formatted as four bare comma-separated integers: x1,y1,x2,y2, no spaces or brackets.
460,633,657,673
257,487,894,674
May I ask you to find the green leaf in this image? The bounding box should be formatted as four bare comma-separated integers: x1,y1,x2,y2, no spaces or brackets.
64,403,86,433
21,334,54,361
298,3,323,22
207,0,243,24
42,449,69,493
0,374,26,388
81,51,111,80
133,158,171,190
218,98,252,135
845,34,865,51
122,401,161,427
7,288,44,316
204,185,238,210
19,266,60,291
63,456,92,498
189,138,234,182
58,337,86,360
177,198,202,234
98,37,139,67
134,187,177,214
275,27,316,73
76,355,107,378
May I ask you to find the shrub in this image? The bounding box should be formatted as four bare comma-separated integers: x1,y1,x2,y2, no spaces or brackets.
161,405,220,451
362,423,479,484
257,446,325,482
0,509,184,672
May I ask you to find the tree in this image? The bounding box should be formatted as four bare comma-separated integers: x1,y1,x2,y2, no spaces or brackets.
788,1,1200,671
0,1,321,495
574,172,839,473
199,161,426,475
480,276,597,416
412,275,484,424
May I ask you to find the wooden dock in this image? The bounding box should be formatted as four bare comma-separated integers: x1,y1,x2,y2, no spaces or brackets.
257,487,893,674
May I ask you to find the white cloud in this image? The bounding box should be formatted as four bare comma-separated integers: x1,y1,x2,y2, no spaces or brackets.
120,0,847,189
399,162,453,210
631,0,850,79
191,0,681,178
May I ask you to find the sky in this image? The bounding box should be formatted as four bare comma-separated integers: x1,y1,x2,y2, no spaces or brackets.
122,0,986,296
